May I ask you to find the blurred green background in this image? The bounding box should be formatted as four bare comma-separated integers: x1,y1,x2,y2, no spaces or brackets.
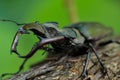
0,0,120,78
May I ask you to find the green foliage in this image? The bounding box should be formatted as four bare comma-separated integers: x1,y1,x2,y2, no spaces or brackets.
0,0,120,76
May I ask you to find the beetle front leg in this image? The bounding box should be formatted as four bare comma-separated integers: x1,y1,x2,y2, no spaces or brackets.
78,49,91,80
1,58,28,79
88,43,111,80
1,36,64,79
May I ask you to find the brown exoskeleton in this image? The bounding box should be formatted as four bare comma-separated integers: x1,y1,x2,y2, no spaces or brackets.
0,20,120,79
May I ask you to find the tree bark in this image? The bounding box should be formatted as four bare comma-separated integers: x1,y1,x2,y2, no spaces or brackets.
7,39,120,80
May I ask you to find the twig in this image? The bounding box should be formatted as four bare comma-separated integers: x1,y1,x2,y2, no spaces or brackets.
65,0,80,23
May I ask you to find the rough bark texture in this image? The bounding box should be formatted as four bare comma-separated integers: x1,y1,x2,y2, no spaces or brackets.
7,41,120,80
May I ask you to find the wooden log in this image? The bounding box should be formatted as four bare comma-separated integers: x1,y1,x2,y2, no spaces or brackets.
7,40,120,80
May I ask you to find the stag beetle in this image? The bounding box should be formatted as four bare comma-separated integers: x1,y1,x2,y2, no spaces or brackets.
0,20,120,79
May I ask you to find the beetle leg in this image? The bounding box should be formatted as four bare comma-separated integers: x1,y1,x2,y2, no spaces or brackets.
98,39,120,46
89,43,107,72
0,58,28,79
88,43,111,79
18,36,65,58
79,49,91,79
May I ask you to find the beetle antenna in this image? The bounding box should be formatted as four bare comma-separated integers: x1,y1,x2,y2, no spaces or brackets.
0,19,26,26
